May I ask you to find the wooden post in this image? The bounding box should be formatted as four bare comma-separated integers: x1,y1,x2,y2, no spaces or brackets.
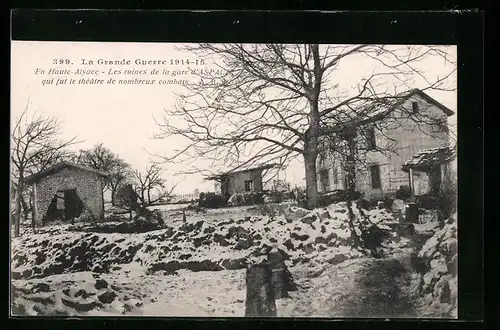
409,168,415,195
245,263,277,317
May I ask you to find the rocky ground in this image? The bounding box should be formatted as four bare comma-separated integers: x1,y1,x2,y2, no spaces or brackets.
10,202,457,318
416,215,458,317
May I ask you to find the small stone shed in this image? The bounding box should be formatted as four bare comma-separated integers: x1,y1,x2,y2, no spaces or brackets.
402,145,456,196
206,164,277,197
24,161,110,226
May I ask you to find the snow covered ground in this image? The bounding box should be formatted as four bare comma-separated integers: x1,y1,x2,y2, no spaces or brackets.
148,203,191,212
10,202,456,318
12,269,247,316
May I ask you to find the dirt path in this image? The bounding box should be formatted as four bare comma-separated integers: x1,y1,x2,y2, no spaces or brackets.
279,252,420,317
336,254,418,318
331,222,437,318
281,227,431,318
334,228,434,318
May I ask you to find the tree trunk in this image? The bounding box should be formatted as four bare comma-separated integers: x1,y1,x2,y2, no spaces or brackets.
111,188,116,206
14,176,23,238
345,133,357,197
304,45,323,210
20,193,29,225
303,153,318,209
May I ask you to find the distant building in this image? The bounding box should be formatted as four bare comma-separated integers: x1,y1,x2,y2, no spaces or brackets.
24,161,109,226
170,193,199,203
316,89,455,201
206,164,277,196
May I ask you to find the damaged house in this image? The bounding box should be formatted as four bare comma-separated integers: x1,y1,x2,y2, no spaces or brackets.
206,164,277,197
316,89,455,201
24,161,109,226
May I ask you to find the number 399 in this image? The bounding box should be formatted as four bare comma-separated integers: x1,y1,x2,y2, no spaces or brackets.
53,59,71,65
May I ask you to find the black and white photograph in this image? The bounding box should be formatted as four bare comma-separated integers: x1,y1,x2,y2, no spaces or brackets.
10,40,458,318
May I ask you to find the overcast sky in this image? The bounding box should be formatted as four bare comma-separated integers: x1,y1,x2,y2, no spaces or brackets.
11,41,457,194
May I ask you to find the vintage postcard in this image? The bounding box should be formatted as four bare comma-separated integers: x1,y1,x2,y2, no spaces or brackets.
10,41,458,318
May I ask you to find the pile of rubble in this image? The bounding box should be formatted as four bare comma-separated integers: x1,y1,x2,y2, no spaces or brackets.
416,214,457,317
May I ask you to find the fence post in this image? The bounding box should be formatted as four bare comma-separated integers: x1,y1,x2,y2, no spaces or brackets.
245,263,277,317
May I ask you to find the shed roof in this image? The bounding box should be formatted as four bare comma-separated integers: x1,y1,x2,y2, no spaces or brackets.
205,163,278,181
401,146,456,172
24,161,110,184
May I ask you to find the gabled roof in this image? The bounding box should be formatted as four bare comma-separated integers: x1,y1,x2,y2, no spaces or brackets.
407,89,455,116
363,89,455,121
205,163,278,181
321,89,455,135
402,145,456,172
24,161,110,184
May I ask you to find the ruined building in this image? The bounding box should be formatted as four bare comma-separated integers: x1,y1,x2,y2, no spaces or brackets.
206,164,277,197
24,161,109,226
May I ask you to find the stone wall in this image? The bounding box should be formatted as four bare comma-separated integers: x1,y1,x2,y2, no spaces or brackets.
33,167,105,226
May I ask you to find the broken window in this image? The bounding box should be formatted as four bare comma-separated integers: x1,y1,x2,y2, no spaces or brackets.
365,127,376,150
332,166,338,184
319,169,330,192
412,101,419,114
370,165,381,189
244,180,254,192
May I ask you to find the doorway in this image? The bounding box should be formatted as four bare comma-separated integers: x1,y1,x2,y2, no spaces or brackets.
428,166,443,197
63,189,85,220
44,189,85,223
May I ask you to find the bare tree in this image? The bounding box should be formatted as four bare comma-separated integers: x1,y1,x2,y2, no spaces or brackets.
115,184,139,221
154,44,456,209
11,104,77,237
132,163,176,207
76,143,133,206
10,180,33,228
108,158,133,205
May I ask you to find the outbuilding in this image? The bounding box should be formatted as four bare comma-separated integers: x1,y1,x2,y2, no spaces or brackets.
205,164,277,197
24,161,109,226
401,145,456,196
